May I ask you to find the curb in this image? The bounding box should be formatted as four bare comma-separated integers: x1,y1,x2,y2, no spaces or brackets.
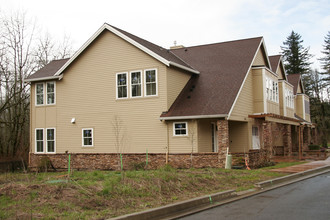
254,165,330,189
111,165,330,220
111,190,235,220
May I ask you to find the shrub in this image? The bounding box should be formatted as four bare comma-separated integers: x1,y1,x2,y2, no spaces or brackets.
308,144,320,150
129,162,145,171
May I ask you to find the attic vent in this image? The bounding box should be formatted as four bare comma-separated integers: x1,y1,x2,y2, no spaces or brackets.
170,41,184,50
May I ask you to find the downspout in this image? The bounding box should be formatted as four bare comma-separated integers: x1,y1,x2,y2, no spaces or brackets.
166,122,169,164
28,83,32,167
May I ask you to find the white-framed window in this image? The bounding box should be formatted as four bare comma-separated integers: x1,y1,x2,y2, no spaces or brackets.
82,128,93,147
266,77,278,103
35,82,56,105
173,122,188,136
130,70,142,98
46,82,56,105
285,88,294,108
46,128,56,153
145,69,157,96
116,72,128,99
36,83,44,105
35,128,44,153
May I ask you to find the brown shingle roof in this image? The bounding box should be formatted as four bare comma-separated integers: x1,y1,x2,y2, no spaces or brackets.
108,24,196,71
25,58,69,80
287,74,301,95
269,55,281,72
161,37,263,118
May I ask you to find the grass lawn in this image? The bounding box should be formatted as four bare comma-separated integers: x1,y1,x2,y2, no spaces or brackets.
0,163,301,219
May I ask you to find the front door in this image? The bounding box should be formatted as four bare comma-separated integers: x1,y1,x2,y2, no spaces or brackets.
211,123,218,152
252,126,260,149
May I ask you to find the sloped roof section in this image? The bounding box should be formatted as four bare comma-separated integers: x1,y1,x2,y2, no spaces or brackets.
269,55,281,72
25,58,69,82
161,37,263,118
108,24,196,71
287,74,303,95
26,23,199,82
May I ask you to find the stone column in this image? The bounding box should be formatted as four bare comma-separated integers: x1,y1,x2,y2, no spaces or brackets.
303,126,310,150
283,124,292,156
217,119,229,168
262,121,273,158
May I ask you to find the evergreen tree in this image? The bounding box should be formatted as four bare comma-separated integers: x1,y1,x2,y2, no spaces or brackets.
281,31,312,75
319,31,330,85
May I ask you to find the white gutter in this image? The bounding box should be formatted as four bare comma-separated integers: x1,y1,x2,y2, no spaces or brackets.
169,61,200,74
24,75,61,83
160,114,228,121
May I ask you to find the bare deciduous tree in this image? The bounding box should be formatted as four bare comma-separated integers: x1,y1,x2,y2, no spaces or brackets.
0,11,73,162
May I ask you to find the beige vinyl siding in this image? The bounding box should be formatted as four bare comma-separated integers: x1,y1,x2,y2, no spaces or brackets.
297,83,303,94
229,121,250,152
197,119,214,152
230,70,254,120
276,65,286,80
167,120,198,153
296,94,304,120
253,47,268,66
252,69,264,113
166,67,191,109
31,30,171,153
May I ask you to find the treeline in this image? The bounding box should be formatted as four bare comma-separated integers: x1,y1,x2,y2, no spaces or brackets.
0,11,73,160
281,31,330,147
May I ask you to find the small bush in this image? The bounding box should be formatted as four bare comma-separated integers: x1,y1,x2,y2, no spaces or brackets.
308,144,320,150
37,156,52,172
129,162,145,171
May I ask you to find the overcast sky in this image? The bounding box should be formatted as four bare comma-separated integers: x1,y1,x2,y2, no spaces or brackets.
1,0,329,69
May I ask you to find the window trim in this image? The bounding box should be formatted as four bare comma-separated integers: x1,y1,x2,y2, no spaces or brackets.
46,128,56,154
144,68,158,97
116,72,128,99
82,128,94,147
130,70,143,98
35,83,44,106
35,128,44,153
173,122,188,136
46,81,56,105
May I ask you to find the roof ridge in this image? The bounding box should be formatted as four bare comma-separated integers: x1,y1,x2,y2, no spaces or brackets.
173,36,263,50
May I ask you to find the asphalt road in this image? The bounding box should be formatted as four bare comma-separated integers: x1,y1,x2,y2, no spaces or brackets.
179,171,330,220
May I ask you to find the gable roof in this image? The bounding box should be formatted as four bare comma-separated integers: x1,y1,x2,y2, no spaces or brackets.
25,59,69,82
287,74,304,95
25,23,199,82
268,55,287,80
160,37,264,119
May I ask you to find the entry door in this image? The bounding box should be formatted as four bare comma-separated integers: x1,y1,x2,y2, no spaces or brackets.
211,123,218,152
252,126,260,149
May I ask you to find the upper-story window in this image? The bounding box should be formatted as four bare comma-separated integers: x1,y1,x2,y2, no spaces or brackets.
285,88,294,108
131,71,142,98
36,83,44,105
47,82,55,104
145,69,157,96
35,81,56,106
116,73,128,99
116,68,158,99
266,77,278,103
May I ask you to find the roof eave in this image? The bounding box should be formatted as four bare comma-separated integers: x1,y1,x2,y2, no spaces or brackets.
54,23,197,77
169,61,200,74
24,75,61,83
160,114,228,121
